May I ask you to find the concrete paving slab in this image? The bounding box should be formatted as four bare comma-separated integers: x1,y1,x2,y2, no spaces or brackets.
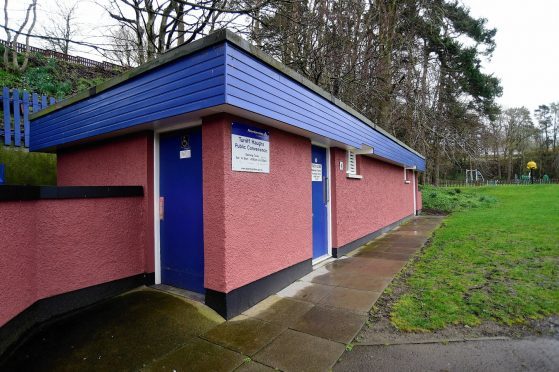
382,233,429,242
291,305,367,344
392,229,432,237
393,224,439,235
365,239,422,250
299,266,345,285
322,257,359,269
356,257,405,272
361,239,422,252
319,287,380,314
340,257,407,277
355,241,385,252
242,295,314,327
354,250,414,261
374,239,427,250
315,257,404,281
398,221,439,227
254,329,345,372
335,274,393,292
277,281,334,304
381,230,427,239
318,260,367,277
234,360,277,372
381,246,423,255
202,314,285,356
306,271,349,286
144,337,246,372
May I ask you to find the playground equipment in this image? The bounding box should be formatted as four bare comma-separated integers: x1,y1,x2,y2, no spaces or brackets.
465,169,484,183
527,161,537,184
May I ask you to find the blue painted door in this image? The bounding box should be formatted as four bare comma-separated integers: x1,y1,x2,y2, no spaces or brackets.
311,145,329,259
160,127,204,293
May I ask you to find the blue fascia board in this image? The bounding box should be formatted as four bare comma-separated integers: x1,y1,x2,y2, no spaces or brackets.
30,44,227,151
29,30,425,171
223,43,425,171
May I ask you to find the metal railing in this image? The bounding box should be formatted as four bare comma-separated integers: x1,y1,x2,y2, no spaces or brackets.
0,39,122,70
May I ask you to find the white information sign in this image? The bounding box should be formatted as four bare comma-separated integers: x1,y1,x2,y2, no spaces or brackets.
312,163,322,181
231,123,270,173
179,149,191,159
179,135,191,159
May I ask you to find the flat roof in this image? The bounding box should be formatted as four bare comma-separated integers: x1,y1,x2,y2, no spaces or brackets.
31,29,424,159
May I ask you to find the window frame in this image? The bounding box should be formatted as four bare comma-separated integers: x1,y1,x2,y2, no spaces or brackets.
346,150,363,179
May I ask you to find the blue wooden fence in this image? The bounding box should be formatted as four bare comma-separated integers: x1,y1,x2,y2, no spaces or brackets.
0,87,56,148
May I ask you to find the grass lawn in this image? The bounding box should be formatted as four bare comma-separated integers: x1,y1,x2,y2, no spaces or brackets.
391,185,559,331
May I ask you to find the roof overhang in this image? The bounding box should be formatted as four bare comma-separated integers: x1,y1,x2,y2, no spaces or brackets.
30,30,424,160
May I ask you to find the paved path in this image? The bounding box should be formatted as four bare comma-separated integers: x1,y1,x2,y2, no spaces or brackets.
2,216,443,371
334,337,559,371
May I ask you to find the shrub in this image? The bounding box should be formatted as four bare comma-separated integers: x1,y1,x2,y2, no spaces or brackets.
0,146,56,185
421,185,496,214
0,69,22,87
22,59,73,98
76,77,106,92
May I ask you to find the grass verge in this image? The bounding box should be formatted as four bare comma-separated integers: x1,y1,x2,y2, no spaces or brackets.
391,185,559,331
0,146,56,185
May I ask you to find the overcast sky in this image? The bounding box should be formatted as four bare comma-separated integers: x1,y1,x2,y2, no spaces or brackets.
3,0,558,111
461,0,559,110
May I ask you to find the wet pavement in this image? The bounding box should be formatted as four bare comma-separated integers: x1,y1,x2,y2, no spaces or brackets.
1,289,225,371
1,216,443,371
333,337,559,371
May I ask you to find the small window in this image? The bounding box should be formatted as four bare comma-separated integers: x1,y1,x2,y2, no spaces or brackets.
346,151,363,179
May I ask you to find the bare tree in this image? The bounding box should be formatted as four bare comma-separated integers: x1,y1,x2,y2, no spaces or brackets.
550,102,559,152
501,107,536,181
486,116,505,179
102,0,274,66
107,24,141,67
252,0,501,184
42,2,79,54
2,0,38,72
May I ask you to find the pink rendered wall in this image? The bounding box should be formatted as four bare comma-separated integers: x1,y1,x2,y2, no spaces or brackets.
57,132,154,273
202,115,312,293
0,197,145,326
0,202,37,327
330,148,416,248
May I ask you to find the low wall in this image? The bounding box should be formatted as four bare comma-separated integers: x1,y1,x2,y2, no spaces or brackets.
57,132,155,273
0,186,147,357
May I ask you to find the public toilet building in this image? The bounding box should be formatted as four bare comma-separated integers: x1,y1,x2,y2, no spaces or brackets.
1,30,424,349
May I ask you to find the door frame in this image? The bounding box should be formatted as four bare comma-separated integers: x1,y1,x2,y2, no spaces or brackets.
412,170,417,216
153,120,202,285
310,141,332,264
